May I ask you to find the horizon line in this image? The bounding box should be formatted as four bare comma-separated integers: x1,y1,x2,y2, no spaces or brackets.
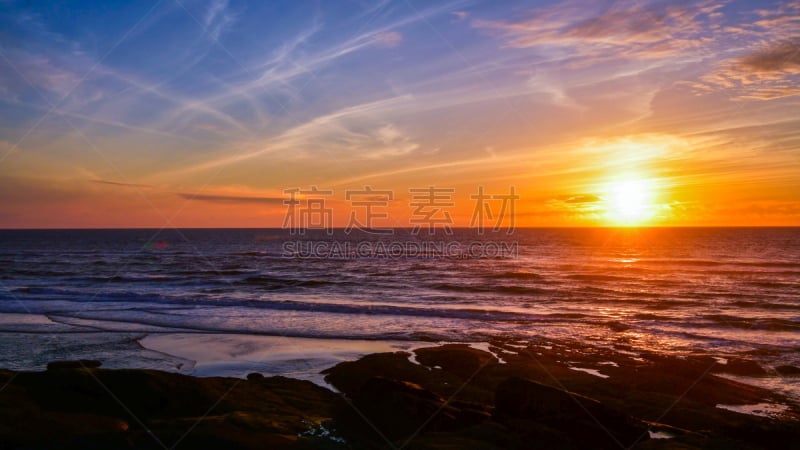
2,225,799,231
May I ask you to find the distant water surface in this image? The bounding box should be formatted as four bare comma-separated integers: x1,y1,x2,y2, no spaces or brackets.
0,228,798,391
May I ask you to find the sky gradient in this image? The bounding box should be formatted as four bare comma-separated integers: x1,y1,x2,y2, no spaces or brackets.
0,0,798,228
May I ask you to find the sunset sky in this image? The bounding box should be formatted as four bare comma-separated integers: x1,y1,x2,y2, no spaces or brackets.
0,0,798,228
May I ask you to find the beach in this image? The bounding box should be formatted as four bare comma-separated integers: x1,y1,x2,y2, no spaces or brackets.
3,0,800,447
1,337,798,448
1,228,799,447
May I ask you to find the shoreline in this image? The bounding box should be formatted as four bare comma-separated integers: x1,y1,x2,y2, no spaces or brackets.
4,325,798,402
139,333,428,389
138,331,800,403
2,337,798,448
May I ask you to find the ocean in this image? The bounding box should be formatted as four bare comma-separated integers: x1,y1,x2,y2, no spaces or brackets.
0,228,798,393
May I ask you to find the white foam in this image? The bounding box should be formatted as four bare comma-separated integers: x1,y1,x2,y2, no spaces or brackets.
716,402,789,418
467,342,507,364
648,430,673,439
715,373,800,405
569,367,609,379
468,342,493,353
407,352,432,370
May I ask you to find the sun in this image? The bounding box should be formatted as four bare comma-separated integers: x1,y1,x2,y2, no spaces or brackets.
604,177,656,225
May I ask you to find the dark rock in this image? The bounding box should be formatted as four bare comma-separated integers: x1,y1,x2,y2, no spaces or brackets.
246,372,264,380
323,346,503,405
450,400,493,425
3,342,800,450
414,344,497,379
0,368,344,449
47,359,102,370
717,358,768,376
775,365,800,376
495,377,648,448
346,376,491,441
323,351,438,396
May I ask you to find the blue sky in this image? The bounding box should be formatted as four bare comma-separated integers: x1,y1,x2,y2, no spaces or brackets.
0,0,798,227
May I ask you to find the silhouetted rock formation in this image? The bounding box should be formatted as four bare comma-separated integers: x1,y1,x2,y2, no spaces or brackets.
1,341,799,449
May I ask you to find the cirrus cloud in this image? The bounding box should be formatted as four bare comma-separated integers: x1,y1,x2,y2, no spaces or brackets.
473,0,725,62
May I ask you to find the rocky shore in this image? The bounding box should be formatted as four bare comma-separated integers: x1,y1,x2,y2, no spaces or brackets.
1,338,798,449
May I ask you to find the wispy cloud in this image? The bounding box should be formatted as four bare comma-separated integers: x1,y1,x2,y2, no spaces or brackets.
0,141,17,158
2,0,799,227
153,95,415,178
1,0,459,149
556,194,600,204
7,51,81,97
176,193,284,204
691,1,800,99
374,31,403,48
451,11,468,22
696,38,800,99
92,179,152,188
740,39,800,71
473,0,724,63
203,0,237,41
